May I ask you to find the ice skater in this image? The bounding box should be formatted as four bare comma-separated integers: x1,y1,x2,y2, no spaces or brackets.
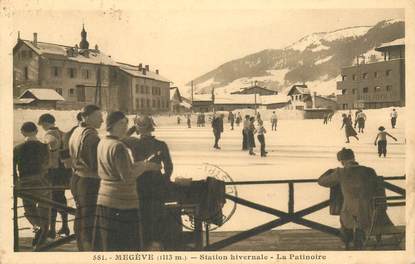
374,126,397,157
242,115,250,150
257,120,267,157
229,111,235,130
187,114,191,128
247,116,257,155
271,111,278,131
235,112,242,127
212,114,224,149
341,113,359,143
356,110,367,133
390,109,398,128
323,113,328,125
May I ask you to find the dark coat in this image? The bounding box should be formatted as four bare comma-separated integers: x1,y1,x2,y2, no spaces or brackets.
318,162,393,233
212,117,224,133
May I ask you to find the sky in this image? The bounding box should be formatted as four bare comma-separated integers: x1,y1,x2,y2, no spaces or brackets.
11,6,404,90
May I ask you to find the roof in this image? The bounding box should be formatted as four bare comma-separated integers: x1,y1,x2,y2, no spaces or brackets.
287,85,310,96
19,88,65,101
192,94,213,102
214,94,258,105
260,95,289,105
375,38,405,51
231,85,277,94
13,98,35,105
19,40,118,66
170,87,182,101
315,95,337,103
180,101,192,108
117,63,171,83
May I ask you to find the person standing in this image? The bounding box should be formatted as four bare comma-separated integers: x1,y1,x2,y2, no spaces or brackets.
323,113,328,125
271,111,278,131
341,113,359,143
123,115,179,250
256,120,267,157
356,110,367,133
92,111,161,251
212,114,224,149
235,112,242,127
14,122,50,249
187,114,191,128
37,113,70,239
318,148,393,250
242,115,250,151
177,116,181,125
247,116,257,155
374,126,397,158
68,104,103,251
354,109,361,128
229,111,235,130
390,109,398,129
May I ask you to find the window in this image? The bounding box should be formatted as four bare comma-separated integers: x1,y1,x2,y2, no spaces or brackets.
135,99,139,109
157,100,160,108
374,72,379,78
152,99,156,107
386,85,392,92
386,69,392,76
135,84,139,94
352,89,356,94
69,88,75,96
352,74,356,81
362,73,368,79
342,104,348,110
68,68,77,78
51,67,60,77
55,88,63,95
146,99,150,107
342,75,347,81
363,87,368,93
86,70,90,79
24,67,28,80
342,89,346,95
374,86,381,92
146,86,149,94
140,86,145,94
141,99,145,108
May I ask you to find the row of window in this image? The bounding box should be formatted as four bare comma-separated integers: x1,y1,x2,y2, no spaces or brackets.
341,85,393,95
342,70,392,81
290,94,304,101
135,85,164,96
55,88,76,96
135,98,169,110
51,67,94,80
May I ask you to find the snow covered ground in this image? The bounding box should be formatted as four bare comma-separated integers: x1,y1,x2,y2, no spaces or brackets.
14,107,405,236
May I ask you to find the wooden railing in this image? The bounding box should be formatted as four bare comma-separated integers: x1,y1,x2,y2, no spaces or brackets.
203,176,405,251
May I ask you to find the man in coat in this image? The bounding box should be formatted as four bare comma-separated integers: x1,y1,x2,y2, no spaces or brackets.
318,148,393,250
212,114,224,149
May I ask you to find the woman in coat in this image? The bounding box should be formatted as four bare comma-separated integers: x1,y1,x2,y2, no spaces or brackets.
341,113,359,143
92,111,160,251
123,115,180,250
247,116,257,155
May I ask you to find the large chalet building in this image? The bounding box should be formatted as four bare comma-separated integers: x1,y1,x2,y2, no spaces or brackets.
13,26,171,113
336,38,405,110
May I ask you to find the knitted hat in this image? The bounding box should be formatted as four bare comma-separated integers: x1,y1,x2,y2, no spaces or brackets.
337,148,355,161
135,115,155,133
106,111,126,131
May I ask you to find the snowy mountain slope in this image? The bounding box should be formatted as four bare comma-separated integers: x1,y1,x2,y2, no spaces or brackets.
188,19,404,96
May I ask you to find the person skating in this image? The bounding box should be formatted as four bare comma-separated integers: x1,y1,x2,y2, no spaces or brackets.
14,122,50,249
341,113,359,143
323,113,328,125
68,104,103,251
247,116,257,155
242,115,250,151
257,120,267,157
92,111,161,251
390,109,398,128
229,111,235,130
212,113,224,149
38,113,70,239
271,111,278,131
354,109,361,128
235,112,242,127
187,114,191,128
374,126,397,158
356,110,367,133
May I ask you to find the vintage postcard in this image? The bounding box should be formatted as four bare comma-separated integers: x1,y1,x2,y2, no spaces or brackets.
0,0,414,263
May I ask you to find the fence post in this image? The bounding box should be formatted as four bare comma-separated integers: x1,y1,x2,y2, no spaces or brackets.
288,183,294,214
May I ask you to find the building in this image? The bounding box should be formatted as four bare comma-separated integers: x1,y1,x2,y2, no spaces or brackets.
116,63,171,114
214,94,259,111
170,86,191,113
231,84,277,96
259,94,289,109
14,88,64,109
184,94,213,113
13,26,172,113
287,84,312,110
336,38,405,109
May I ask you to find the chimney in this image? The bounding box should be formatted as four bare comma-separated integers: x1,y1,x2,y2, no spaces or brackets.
142,68,147,75
155,69,159,74
17,31,21,41
312,92,317,109
145,64,149,71
138,63,143,71
33,32,38,46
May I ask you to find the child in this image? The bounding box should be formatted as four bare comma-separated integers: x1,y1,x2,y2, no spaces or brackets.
374,126,397,157
257,120,267,157
38,113,70,238
13,122,50,248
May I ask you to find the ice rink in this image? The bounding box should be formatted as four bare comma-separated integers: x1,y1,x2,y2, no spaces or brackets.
13,108,405,235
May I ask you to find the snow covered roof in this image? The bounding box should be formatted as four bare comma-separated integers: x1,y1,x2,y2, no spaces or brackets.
180,101,192,108
117,63,171,83
20,40,118,66
13,98,35,105
375,38,405,51
287,85,310,96
215,94,258,105
192,94,213,102
260,95,289,105
19,88,65,101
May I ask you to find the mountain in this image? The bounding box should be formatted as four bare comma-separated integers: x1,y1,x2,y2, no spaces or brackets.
187,19,404,96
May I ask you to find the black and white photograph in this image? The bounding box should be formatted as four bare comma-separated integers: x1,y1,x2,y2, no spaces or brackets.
0,0,414,263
